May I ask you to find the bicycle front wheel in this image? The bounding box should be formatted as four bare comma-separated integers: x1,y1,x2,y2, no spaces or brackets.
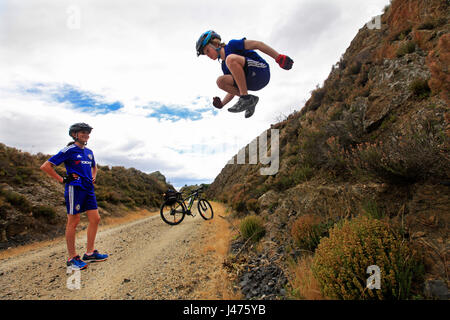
197,199,213,220
160,200,186,225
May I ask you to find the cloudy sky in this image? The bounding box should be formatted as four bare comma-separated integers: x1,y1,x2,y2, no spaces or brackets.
0,0,389,189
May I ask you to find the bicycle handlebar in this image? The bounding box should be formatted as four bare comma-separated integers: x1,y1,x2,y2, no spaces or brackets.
186,187,203,198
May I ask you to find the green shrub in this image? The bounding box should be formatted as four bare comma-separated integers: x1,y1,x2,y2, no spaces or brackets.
418,21,435,30
245,198,260,213
0,189,32,213
324,136,349,176
312,216,424,300
272,165,315,192
292,166,315,183
396,41,415,57
233,200,247,213
273,174,294,191
409,78,431,99
97,200,107,208
268,202,278,214
300,129,328,168
392,27,411,41
291,214,333,252
307,86,326,111
0,198,11,219
347,122,448,184
348,61,362,75
418,18,446,30
239,215,265,243
362,199,385,220
33,205,57,221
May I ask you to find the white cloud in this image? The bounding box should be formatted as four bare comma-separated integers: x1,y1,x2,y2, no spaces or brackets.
0,0,390,189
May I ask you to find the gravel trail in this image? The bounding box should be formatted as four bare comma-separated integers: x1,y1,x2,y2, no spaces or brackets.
0,202,235,300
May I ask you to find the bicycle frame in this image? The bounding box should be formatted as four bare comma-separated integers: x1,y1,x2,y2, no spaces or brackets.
181,190,201,213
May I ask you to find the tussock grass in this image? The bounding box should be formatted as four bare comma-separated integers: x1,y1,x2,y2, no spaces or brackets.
239,215,266,243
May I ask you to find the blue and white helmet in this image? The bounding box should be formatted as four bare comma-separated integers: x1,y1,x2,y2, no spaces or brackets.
196,30,221,56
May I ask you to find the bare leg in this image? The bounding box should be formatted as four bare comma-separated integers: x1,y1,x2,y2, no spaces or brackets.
218,57,258,116
66,214,80,259
225,54,248,96
217,75,240,96
86,209,100,253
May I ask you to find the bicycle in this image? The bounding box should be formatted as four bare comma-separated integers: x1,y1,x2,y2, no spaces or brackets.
160,187,213,225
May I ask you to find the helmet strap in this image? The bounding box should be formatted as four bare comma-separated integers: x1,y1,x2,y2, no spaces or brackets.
73,132,88,146
214,45,222,62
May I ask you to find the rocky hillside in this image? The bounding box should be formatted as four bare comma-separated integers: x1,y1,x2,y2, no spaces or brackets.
208,0,449,299
0,142,173,249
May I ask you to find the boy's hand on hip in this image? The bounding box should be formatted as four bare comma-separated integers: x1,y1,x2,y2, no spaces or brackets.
62,173,78,184
276,54,293,70
213,97,223,109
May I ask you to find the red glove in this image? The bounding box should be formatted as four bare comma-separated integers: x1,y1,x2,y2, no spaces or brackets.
213,97,223,109
276,54,293,70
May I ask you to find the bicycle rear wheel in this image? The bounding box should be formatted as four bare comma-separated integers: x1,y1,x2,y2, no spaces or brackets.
197,199,213,220
160,200,186,225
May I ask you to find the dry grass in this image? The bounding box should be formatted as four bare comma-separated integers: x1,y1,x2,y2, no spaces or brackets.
289,255,324,300
193,202,242,300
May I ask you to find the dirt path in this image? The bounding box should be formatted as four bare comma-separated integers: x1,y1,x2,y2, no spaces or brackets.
0,201,238,300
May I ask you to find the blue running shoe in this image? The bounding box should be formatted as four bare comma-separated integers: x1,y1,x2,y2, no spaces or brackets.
82,250,108,263
67,255,88,270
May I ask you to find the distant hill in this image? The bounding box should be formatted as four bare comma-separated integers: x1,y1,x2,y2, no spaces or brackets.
0,142,173,249
178,183,210,196
206,0,449,299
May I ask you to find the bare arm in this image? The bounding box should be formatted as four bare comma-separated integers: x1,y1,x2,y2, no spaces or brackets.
40,161,64,184
222,93,235,106
92,164,97,184
244,40,279,60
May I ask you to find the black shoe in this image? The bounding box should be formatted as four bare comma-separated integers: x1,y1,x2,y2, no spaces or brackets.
245,105,256,118
228,95,259,113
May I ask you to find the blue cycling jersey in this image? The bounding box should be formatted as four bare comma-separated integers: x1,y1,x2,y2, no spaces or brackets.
221,38,268,75
48,144,96,190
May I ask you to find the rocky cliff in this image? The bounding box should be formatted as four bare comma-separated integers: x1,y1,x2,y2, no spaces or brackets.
208,0,449,299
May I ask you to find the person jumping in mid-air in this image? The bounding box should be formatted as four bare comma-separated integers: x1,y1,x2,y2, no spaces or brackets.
196,30,293,118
